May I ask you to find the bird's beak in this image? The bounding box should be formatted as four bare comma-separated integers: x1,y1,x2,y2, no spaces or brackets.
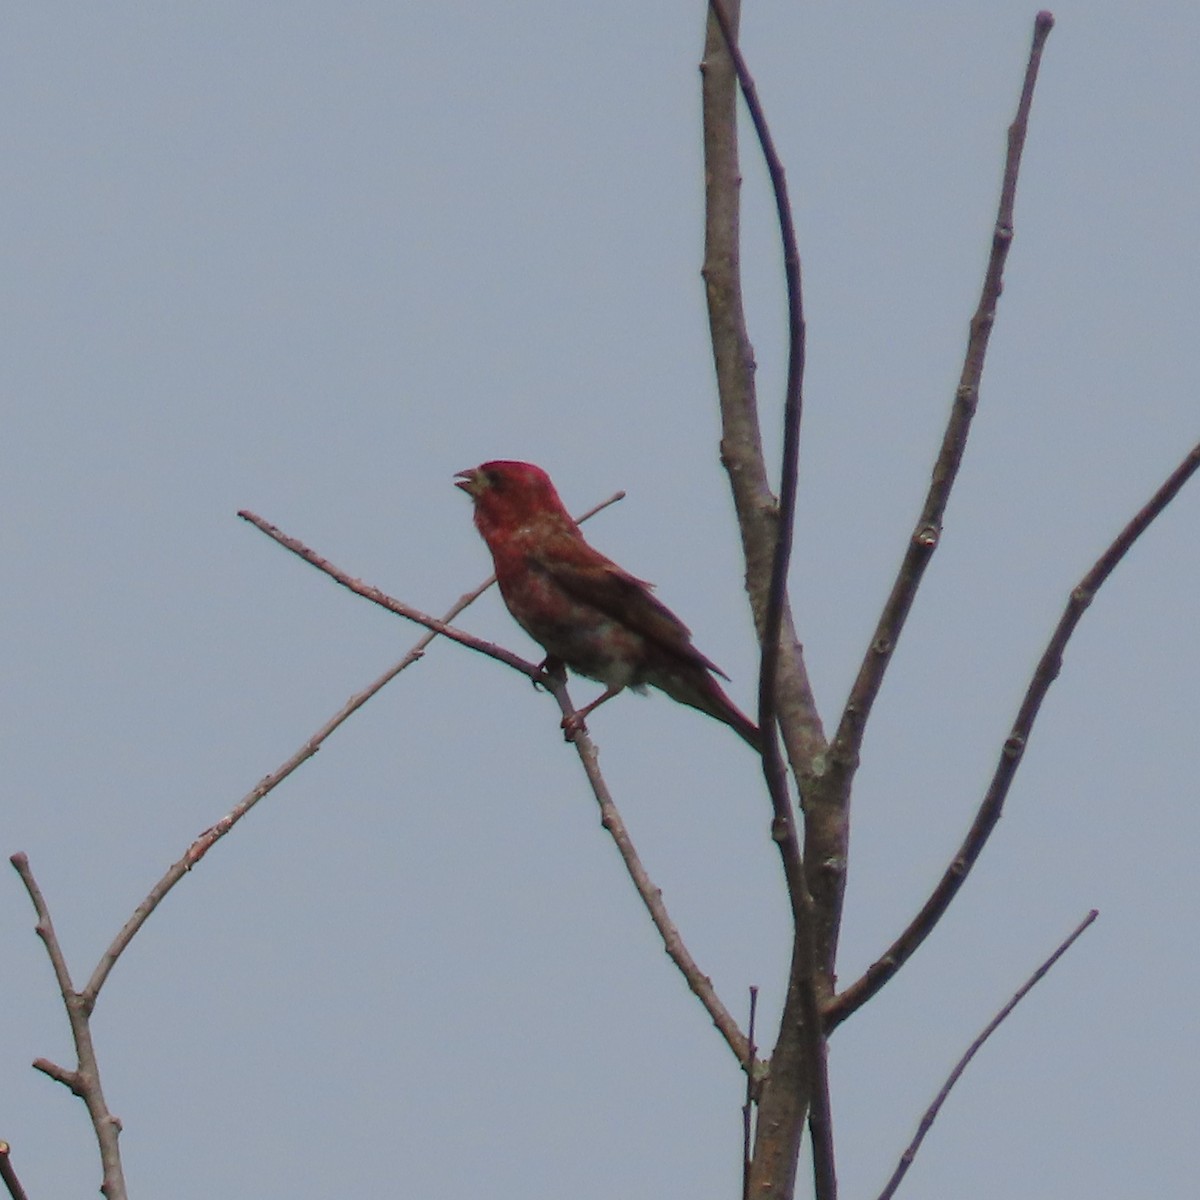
454,467,484,497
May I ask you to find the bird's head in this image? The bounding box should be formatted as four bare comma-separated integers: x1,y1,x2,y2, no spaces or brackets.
455,460,575,543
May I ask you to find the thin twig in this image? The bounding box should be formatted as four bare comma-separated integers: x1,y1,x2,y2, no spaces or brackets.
829,441,1200,1026
10,855,127,1200
83,493,626,1004
876,909,1098,1200
542,672,751,1064
707,4,836,1197
238,510,544,678
742,985,759,1200
829,13,1055,794
10,853,75,1005
0,1143,31,1200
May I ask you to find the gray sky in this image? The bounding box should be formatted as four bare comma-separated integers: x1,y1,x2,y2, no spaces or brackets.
2,3,1197,1197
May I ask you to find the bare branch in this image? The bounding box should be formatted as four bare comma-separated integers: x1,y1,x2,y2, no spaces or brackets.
0,1142,31,1200
83,493,626,1003
699,0,841,997
12,491,634,1190
237,509,543,678
742,986,759,1200
706,4,836,1195
10,854,127,1200
704,0,807,737
700,0,826,779
10,852,76,1003
541,671,751,1064
830,13,1055,784
32,1058,81,1091
706,0,807,909
876,909,1098,1200
829,440,1200,1026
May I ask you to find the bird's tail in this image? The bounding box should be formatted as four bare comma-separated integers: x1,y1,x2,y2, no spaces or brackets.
659,669,762,753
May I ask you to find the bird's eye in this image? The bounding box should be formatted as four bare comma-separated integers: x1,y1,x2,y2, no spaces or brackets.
486,471,505,491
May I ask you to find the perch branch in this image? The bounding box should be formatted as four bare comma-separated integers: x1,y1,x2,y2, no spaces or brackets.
543,670,751,1065
240,508,748,1058
11,492,629,1192
829,440,1200,1026
83,493,625,1003
237,510,544,678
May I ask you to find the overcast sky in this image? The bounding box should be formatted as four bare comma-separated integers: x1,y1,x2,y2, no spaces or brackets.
2,3,1197,1197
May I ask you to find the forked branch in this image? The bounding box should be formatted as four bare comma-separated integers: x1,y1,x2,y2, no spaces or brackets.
84,493,626,1005
10,854,127,1200
706,2,834,1195
829,441,1200,1027
18,492,709,1198
237,507,750,1062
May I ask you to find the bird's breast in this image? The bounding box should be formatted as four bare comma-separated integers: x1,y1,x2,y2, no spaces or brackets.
495,568,644,689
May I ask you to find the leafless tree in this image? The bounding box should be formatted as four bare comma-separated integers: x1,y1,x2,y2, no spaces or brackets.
8,7,1197,1200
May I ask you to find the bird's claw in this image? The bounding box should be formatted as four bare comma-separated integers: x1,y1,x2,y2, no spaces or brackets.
560,712,587,742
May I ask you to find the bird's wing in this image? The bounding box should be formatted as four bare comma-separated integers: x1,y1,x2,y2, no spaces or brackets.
529,533,731,680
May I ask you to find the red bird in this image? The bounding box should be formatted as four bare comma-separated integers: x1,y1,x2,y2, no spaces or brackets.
455,460,761,750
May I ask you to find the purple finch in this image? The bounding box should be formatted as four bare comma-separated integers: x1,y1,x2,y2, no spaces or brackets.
456,460,761,751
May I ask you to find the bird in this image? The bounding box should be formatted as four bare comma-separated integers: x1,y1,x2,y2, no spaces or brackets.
455,460,761,750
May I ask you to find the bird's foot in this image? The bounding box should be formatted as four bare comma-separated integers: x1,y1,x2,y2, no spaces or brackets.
560,712,588,742
534,655,567,690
